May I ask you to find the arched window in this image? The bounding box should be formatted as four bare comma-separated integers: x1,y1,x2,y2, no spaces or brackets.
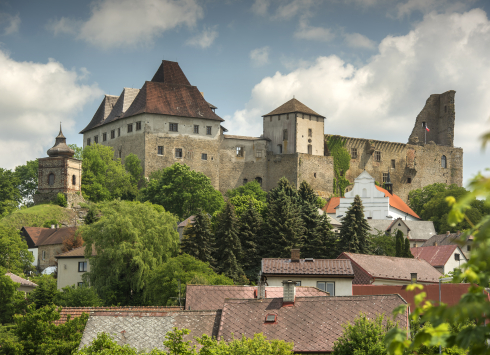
72,175,76,185
255,177,263,186
441,155,447,168
48,173,55,186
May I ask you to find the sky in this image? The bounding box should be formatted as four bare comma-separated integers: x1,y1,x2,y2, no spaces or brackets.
0,0,489,186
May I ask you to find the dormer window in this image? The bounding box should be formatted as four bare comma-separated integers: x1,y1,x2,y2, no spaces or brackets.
265,314,277,323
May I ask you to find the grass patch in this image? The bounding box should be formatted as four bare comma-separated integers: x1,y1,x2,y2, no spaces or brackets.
0,204,75,230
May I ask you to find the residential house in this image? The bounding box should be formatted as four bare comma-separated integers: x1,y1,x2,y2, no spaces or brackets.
56,245,95,289
366,218,437,247
5,272,37,293
36,226,77,271
337,252,442,285
185,284,328,310
422,231,473,259
411,245,467,274
177,215,195,240
261,249,354,296
21,226,47,267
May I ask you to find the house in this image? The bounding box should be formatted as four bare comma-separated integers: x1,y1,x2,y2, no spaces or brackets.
20,226,47,267
5,272,37,293
333,171,420,221
422,231,473,259
177,215,195,240
411,245,467,274
366,218,437,247
36,226,78,272
337,252,442,285
56,245,95,290
261,249,354,296
185,284,328,310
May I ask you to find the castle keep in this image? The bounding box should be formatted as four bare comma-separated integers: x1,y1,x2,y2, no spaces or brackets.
80,61,463,202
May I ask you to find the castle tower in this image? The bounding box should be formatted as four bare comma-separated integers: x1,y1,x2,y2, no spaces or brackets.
34,125,83,206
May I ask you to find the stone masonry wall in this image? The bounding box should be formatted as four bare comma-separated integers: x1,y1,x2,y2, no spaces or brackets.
297,153,334,198
265,152,299,191
38,243,63,271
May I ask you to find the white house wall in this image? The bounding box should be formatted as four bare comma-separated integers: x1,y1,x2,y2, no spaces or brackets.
266,276,353,296
57,258,90,290
442,247,467,275
28,247,38,267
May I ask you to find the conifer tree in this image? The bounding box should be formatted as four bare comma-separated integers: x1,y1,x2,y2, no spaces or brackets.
404,237,414,258
298,181,317,205
181,209,215,265
238,199,263,281
214,202,246,283
303,213,338,259
299,200,323,256
395,230,403,257
337,195,372,254
267,177,298,204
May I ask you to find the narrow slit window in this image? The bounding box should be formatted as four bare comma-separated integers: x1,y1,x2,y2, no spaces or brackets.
308,128,312,137
283,129,288,141
441,155,447,168
111,130,115,139
391,159,396,169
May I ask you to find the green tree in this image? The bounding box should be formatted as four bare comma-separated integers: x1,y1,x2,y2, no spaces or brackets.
0,270,27,324
326,135,351,197
146,254,233,306
226,180,267,203
395,230,403,257
229,195,266,217
333,313,395,355
0,224,33,274
81,143,138,202
298,181,317,205
30,275,60,309
337,195,371,254
181,210,215,265
404,238,413,258
56,192,67,207
238,199,263,281
75,332,153,354
69,144,83,160
124,153,143,186
14,159,38,206
140,163,224,220
299,200,324,257
408,182,449,216
56,285,103,307
303,213,338,259
214,202,246,283
81,200,179,305
0,168,21,217
267,177,298,204
371,230,396,256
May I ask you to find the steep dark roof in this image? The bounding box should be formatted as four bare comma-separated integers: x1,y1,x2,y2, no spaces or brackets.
151,60,191,85
422,232,473,247
36,227,77,247
262,258,354,276
80,95,119,133
263,98,324,118
102,88,140,125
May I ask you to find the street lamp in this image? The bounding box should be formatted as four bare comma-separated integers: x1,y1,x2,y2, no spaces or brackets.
438,277,452,354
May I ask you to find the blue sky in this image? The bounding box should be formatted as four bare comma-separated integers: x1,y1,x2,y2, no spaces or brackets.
0,0,489,186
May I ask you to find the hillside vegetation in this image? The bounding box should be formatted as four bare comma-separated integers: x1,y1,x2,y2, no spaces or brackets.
0,204,74,230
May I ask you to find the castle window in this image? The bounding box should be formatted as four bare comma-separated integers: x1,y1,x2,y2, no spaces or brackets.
278,144,282,154
283,129,288,141
194,125,199,134
441,155,447,168
158,146,164,156
48,173,55,186
255,177,262,186
94,135,99,144
308,128,312,137
314,173,317,178
391,159,396,169
206,126,212,135
201,153,207,160
407,177,412,184
351,148,357,159
169,123,178,132
127,124,133,133
307,144,312,155
243,179,248,184
374,151,381,162
87,138,91,146
445,105,447,113
175,148,183,158
270,116,272,122
111,130,115,139
118,150,122,159
186,151,193,159
136,121,142,131
103,133,107,141
42,250,46,260
256,150,262,158
383,173,388,182
237,147,244,157
72,175,76,185
118,128,121,137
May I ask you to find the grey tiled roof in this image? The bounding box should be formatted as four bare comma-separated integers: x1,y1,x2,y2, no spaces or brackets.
421,232,472,247
367,219,436,240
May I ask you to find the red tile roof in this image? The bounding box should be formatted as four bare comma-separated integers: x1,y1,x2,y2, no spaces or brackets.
218,295,408,353
185,285,328,311
262,258,354,276
338,252,442,283
322,197,340,214
374,185,420,219
22,227,49,248
263,98,325,118
37,227,78,246
353,284,473,308
5,273,37,288
410,245,462,267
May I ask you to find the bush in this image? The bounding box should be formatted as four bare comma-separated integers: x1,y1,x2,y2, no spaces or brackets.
56,285,103,307
56,193,67,208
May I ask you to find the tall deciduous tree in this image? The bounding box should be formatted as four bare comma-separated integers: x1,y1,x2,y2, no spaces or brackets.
226,180,267,203
68,144,83,160
0,270,28,324
337,195,371,254
14,159,38,206
30,275,60,309
140,163,224,220
124,153,143,187
181,209,215,265
81,200,179,305
0,168,21,216
238,199,263,281
0,224,33,274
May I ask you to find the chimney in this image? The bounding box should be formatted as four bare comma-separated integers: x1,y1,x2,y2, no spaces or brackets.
410,273,417,284
282,280,296,306
257,281,266,299
434,241,437,246
446,231,451,236
291,249,300,262
51,225,55,229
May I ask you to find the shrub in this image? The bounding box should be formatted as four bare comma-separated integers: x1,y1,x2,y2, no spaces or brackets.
56,193,67,208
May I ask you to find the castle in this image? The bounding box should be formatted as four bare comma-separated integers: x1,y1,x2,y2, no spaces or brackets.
78,60,463,202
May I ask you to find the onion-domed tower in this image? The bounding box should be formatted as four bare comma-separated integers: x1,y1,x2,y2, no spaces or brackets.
34,125,83,206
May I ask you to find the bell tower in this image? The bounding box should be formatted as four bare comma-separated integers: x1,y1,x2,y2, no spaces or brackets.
34,125,83,206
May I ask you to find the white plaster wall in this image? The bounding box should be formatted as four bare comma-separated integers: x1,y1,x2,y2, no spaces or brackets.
295,114,324,156
266,276,352,296
57,258,90,290
442,247,467,274
263,114,297,155
372,279,438,286
28,247,38,266
388,206,419,221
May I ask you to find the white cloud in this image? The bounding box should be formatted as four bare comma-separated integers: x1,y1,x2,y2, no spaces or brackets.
227,9,490,183
0,13,20,35
343,32,376,49
186,26,218,49
0,51,102,169
47,0,203,48
294,20,335,42
250,46,270,66
393,0,469,19
251,0,270,16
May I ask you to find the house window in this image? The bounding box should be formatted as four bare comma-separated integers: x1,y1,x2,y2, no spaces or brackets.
441,155,447,168
255,177,262,186
374,151,381,162
467,245,471,251
48,173,55,186
157,146,164,155
455,253,460,261
102,133,107,141
407,177,412,183
413,243,416,247
194,125,199,134
283,129,288,141
94,135,99,143
278,144,282,154
206,126,212,135
201,153,208,160
237,147,244,157
243,178,248,184
72,175,76,185
169,123,178,132
256,150,262,158
77,282,84,287
136,121,142,130
351,148,357,159
111,130,115,139
117,128,121,137
307,145,312,155
86,138,91,146
317,281,335,296
383,173,389,183
175,148,183,158
127,124,133,133
308,128,312,137
391,159,396,169
295,281,301,286
78,261,87,272
42,250,46,260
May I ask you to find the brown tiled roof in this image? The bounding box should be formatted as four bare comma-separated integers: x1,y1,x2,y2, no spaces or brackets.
22,227,48,248
338,252,442,283
421,232,473,247
36,227,78,246
262,258,354,276
151,60,191,85
185,285,328,311
263,98,324,118
410,245,463,267
55,245,96,258
6,273,37,288
218,295,408,353
80,95,119,133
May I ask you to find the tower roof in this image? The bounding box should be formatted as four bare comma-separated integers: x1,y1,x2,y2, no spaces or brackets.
263,98,324,118
47,124,75,158
151,60,191,85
